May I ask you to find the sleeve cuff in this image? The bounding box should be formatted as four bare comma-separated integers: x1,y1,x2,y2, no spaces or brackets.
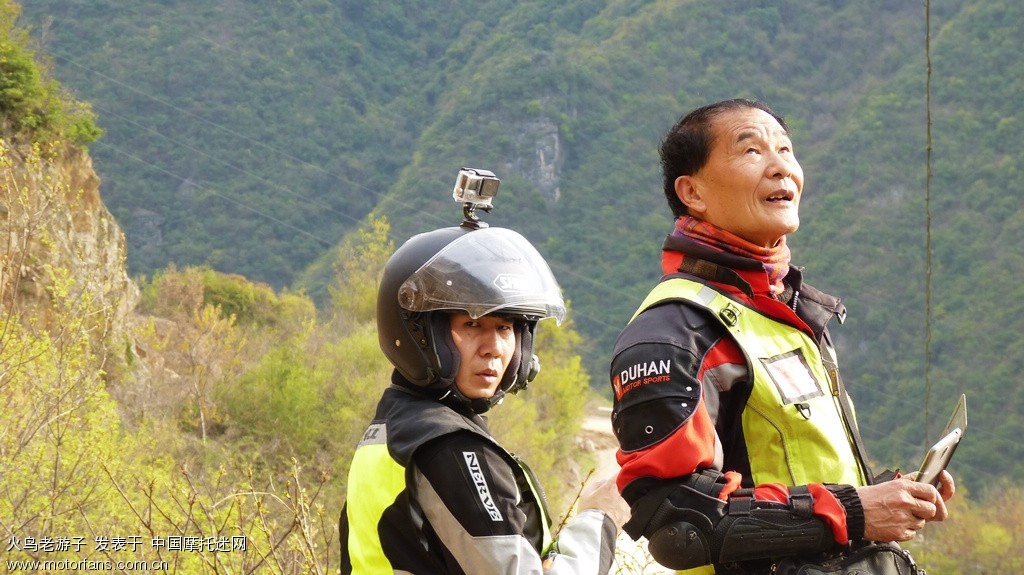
825,484,865,542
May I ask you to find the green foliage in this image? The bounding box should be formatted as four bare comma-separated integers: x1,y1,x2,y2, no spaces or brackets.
0,272,127,542
0,142,332,573
316,322,394,468
199,268,317,329
328,215,393,326
219,323,328,457
0,0,100,145
0,40,46,129
217,217,394,471
1,146,379,572
909,483,1024,573
137,264,205,318
140,264,316,330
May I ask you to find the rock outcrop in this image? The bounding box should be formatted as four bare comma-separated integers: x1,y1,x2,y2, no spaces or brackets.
0,138,138,368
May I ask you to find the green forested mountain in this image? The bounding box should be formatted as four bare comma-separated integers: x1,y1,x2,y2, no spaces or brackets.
18,0,1023,495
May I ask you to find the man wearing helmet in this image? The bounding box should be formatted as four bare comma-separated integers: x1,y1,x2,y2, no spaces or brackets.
340,210,628,573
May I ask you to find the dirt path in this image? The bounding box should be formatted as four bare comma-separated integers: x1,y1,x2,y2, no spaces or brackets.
579,404,623,479
580,405,674,575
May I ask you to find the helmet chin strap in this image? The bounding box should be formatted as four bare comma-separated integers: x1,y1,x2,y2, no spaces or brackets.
439,387,497,414
470,397,495,414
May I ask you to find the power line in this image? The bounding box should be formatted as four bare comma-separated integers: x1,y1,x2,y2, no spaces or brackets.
924,0,935,444
51,53,363,194
93,140,336,248
50,50,440,226
853,382,999,487
89,94,633,323
90,102,359,224
42,26,653,339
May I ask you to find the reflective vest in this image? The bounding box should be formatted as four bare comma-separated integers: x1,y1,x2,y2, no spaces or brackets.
342,387,554,573
632,277,868,488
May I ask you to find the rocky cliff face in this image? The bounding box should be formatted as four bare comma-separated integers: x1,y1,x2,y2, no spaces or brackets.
0,139,138,366
502,114,563,201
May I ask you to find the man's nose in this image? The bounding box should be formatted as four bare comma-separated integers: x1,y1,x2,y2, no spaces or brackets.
767,153,793,179
479,329,504,356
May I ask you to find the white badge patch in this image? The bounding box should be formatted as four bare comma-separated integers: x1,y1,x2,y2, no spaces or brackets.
762,350,822,404
463,451,503,521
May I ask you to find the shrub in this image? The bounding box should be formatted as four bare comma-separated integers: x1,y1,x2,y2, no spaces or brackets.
0,0,101,145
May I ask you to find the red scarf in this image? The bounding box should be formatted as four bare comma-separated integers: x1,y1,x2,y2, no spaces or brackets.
671,216,791,296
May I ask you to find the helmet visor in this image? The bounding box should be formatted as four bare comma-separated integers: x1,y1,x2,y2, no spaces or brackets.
398,228,566,323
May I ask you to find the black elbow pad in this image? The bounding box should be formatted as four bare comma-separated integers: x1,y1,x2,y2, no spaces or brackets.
641,485,834,571
647,509,715,569
636,479,725,570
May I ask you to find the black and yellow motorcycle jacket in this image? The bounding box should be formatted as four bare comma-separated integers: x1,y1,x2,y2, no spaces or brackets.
340,377,617,574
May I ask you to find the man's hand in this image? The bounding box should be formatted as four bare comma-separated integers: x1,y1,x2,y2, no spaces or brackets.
857,470,955,542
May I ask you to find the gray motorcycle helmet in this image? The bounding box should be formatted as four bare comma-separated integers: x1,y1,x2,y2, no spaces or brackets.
376,225,565,412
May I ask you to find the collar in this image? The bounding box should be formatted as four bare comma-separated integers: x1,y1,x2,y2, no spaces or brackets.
661,234,845,339
662,234,795,296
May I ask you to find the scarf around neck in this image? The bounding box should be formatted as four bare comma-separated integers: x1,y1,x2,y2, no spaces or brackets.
671,216,792,296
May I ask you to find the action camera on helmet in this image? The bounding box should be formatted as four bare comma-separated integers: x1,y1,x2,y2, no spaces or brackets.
452,167,500,229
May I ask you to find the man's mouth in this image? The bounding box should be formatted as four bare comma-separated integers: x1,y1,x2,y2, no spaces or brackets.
766,190,795,202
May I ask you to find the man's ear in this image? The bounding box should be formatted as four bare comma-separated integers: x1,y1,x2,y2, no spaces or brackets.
675,175,706,215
